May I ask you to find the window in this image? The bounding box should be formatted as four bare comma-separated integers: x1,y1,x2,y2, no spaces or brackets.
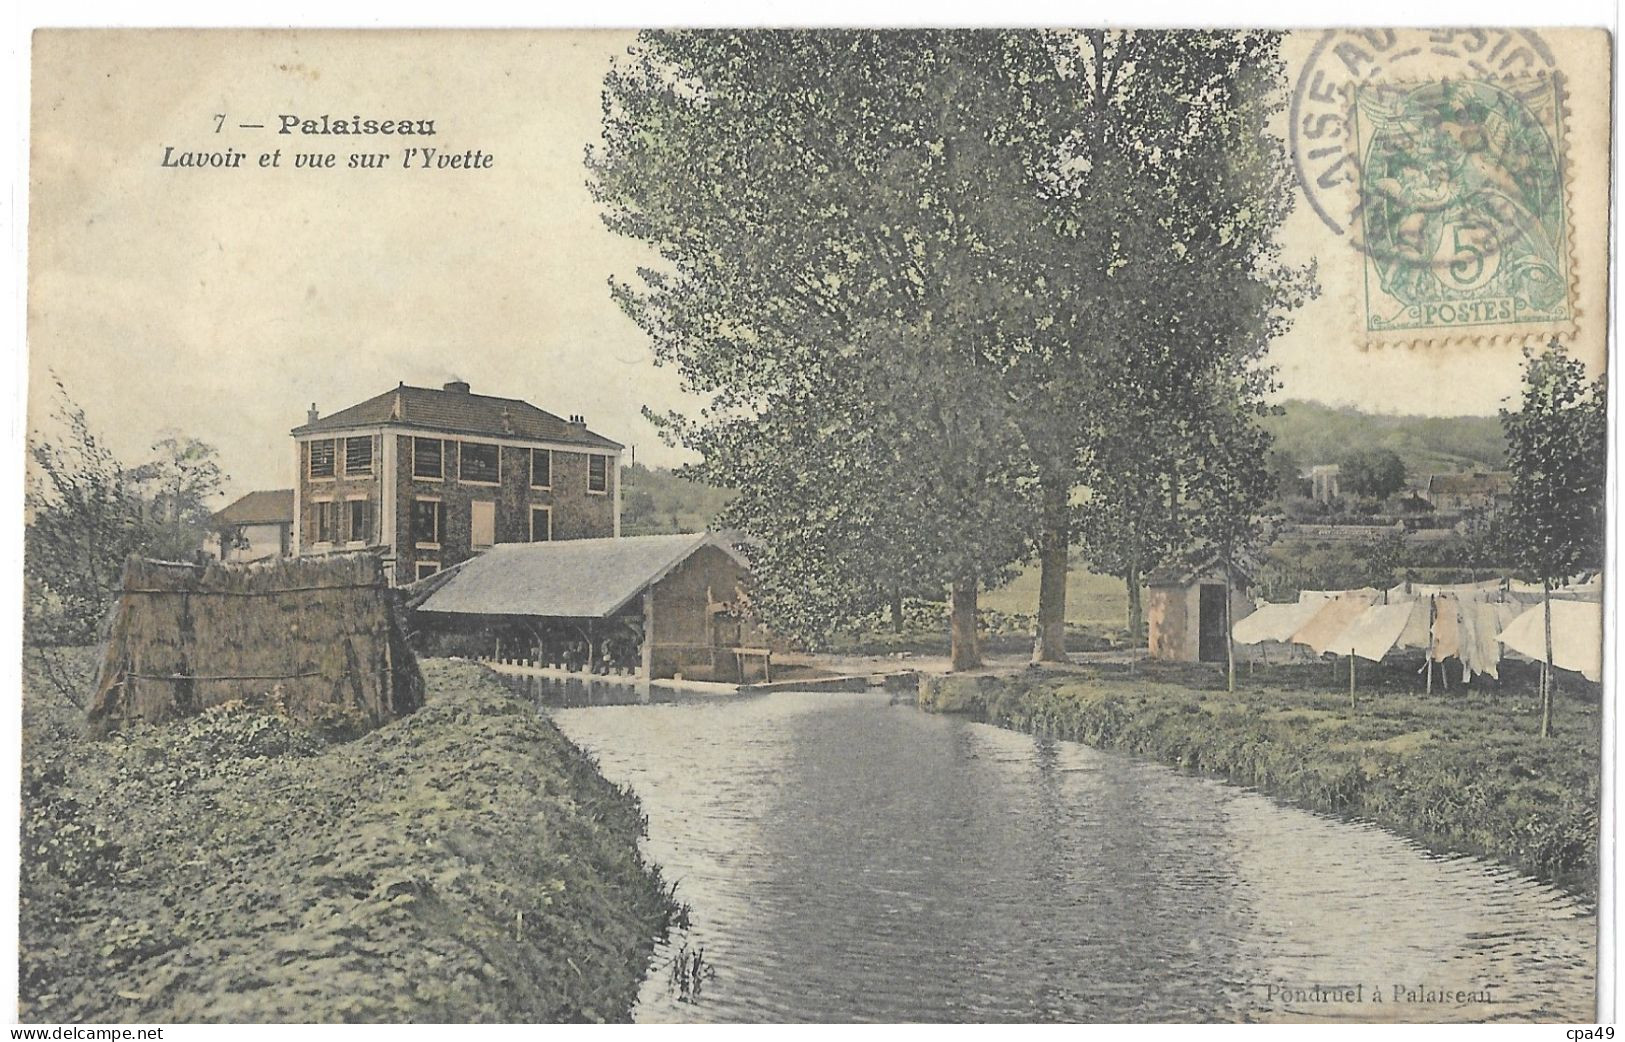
588,454,609,494
471,500,495,549
411,499,445,547
313,500,335,543
413,437,444,480
309,439,336,479
530,448,552,489
460,441,500,484
344,436,373,475
346,499,370,544
530,506,552,542
415,561,440,581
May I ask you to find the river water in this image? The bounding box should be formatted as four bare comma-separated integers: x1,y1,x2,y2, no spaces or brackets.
536,681,1596,1023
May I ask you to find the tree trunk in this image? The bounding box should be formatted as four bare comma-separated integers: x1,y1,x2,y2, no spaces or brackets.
889,585,904,635
1125,561,1144,643
1224,558,1236,694
1540,579,1554,738
1033,478,1070,663
949,577,981,673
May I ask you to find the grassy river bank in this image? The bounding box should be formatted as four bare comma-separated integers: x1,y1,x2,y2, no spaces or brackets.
919,659,1600,899
21,654,677,1022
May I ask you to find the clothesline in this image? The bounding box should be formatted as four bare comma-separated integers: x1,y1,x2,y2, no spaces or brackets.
1235,581,1602,683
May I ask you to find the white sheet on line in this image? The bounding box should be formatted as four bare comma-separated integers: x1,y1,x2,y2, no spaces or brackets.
1497,600,1602,682
1231,601,1324,645
1336,601,1421,662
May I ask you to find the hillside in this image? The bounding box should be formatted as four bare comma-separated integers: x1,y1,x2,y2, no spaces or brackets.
1263,400,1507,476
620,463,735,535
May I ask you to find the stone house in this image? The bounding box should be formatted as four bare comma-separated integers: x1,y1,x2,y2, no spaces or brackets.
291,380,622,585
1421,471,1514,516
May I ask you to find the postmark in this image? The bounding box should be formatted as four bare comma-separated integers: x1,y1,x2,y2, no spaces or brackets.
1288,29,1578,348
1352,76,1571,335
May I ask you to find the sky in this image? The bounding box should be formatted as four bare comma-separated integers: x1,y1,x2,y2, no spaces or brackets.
26,28,1610,502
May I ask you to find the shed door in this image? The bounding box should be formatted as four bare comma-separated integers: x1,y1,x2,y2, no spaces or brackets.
1198,583,1228,662
471,500,495,549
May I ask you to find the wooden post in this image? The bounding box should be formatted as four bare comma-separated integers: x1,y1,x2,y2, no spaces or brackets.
641,588,655,682
1541,579,1555,738
1425,596,1434,695
1349,650,1356,711
1223,557,1236,694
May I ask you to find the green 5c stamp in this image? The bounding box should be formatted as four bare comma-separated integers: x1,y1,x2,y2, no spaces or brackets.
1353,76,1572,336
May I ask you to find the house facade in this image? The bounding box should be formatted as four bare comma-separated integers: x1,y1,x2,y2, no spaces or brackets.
208,488,294,563
291,380,622,585
1422,471,1513,516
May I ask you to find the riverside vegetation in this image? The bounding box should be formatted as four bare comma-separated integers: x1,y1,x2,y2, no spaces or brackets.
919,661,1600,899
21,653,678,1022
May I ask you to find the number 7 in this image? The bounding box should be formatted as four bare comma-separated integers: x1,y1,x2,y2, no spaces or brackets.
213,113,225,133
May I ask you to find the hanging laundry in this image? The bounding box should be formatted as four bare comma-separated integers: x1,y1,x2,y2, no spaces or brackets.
1338,602,1417,662
1290,597,1372,656
1497,600,1603,682
1232,601,1324,645
1396,595,1433,650
1430,594,1462,663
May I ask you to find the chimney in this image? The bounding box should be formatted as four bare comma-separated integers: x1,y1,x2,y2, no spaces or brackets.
444,379,471,394
307,403,320,425
567,414,587,429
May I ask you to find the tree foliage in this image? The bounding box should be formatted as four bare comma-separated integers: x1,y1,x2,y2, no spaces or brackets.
1500,342,1606,583
589,31,1310,661
590,30,1054,659
25,380,226,645
1337,447,1407,501
1499,340,1605,738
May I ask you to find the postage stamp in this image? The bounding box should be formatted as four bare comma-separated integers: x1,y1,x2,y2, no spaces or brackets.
1286,28,1598,351
1351,75,1572,335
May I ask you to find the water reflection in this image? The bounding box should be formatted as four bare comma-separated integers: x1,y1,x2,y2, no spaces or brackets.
496,670,686,708
549,689,1595,1023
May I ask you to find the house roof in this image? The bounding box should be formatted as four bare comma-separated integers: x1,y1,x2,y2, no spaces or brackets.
210,489,294,527
291,382,623,450
1425,471,1513,496
416,533,747,619
1146,553,1254,588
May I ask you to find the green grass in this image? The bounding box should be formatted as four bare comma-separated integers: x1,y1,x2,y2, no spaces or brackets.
920,659,1600,899
980,559,1132,629
21,650,678,1022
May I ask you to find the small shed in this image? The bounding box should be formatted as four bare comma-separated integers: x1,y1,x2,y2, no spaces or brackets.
1145,557,1254,663
413,533,768,682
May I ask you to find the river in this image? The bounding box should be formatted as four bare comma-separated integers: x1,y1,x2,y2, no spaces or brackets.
532,680,1596,1023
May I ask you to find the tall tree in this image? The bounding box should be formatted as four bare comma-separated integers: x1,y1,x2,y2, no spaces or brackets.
591,30,1051,669
1180,392,1276,691
1045,31,1313,646
128,432,227,560
1500,341,1606,737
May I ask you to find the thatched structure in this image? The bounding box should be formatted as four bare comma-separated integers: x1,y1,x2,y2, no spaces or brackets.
88,552,423,735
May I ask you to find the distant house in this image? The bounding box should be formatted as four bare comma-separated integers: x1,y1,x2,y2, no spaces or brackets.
209,489,293,562
291,380,623,586
1308,464,1341,503
1421,471,1513,515
1145,557,1254,663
